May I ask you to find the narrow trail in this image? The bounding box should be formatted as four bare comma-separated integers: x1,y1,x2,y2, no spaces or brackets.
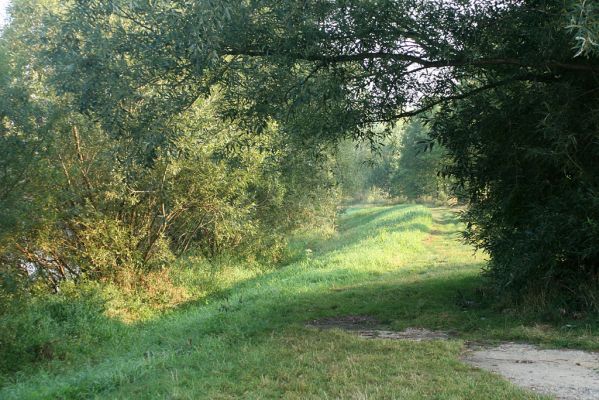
2,204,598,400
417,208,599,400
313,206,599,400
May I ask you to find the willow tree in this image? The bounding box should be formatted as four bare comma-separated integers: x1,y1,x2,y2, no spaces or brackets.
1,1,342,293
13,0,599,308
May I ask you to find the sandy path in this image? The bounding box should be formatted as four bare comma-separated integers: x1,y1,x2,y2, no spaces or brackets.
463,343,599,400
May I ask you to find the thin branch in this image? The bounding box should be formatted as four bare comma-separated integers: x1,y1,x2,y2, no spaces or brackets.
223,48,599,73
369,73,557,123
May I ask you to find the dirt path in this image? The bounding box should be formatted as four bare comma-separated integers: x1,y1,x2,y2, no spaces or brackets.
307,208,599,400
309,317,599,400
463,343,599,400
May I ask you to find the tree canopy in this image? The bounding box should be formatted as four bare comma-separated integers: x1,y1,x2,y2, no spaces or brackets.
30,1,594,140
3,0,599,307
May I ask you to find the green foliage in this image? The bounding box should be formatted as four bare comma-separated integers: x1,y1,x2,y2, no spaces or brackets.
1,205,596,398
567,0,599,57
334,140,378,201
334,120,451,203
0,282,117,377
0,96,338,287
431,76,599,310
0,1,340,300
382,120,451,202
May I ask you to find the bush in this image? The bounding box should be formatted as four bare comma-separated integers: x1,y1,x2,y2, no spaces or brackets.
432,78,599,312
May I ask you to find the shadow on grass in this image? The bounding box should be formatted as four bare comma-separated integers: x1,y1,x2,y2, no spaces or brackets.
142,262,599,356
32,261,597,397
138,202,599,351
433,211,464,226
4,205,599,398
13,269,555,399
73,204,591,347
337,204,413,231
177,208,434,310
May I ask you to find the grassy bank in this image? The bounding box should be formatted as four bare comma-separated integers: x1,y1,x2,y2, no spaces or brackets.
2,204,597,399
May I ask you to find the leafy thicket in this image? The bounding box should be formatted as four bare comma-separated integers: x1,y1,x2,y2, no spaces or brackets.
0,1,340,300
418,2,599,308
431,78,599,309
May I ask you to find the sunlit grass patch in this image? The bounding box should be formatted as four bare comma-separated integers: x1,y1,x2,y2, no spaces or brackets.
1,204,593,399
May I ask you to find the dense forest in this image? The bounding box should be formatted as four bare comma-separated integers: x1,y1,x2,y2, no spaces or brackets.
1,0,599,391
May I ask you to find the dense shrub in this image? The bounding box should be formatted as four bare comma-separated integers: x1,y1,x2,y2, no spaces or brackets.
0,77,339,292
431,78,599,311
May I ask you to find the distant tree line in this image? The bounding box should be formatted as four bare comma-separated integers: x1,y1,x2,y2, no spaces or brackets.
335,119,452,204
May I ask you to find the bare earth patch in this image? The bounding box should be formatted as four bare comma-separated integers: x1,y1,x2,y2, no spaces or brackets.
306,316,450,341
355,328,450,341
463,343,599,400
307,315,380,330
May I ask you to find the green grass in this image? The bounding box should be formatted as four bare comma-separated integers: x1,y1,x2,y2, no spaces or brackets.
2,204,598,399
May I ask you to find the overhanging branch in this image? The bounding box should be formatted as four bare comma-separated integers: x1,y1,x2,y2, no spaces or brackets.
368,73,557,123
223,48,598,73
